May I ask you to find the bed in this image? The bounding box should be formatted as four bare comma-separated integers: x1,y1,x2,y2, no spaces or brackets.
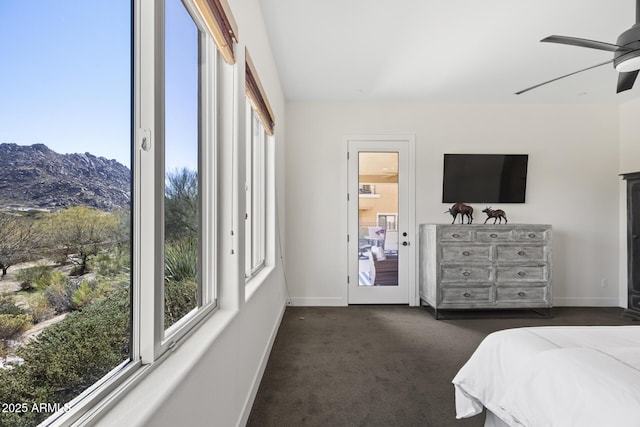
452,326,640,427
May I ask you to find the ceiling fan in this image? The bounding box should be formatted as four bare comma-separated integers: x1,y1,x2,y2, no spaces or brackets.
516,0,640,95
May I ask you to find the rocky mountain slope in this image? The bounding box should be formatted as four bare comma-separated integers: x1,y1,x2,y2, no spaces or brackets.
0,143,130,211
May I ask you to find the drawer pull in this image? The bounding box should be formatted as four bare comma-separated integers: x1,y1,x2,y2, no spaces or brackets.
518,292,526,297
528,233,536,238
490,233,498,238
452,233,460,238
462,251,470,256
517,271,526,277
517,251,526,256
463,292,471,298
462,271,471,277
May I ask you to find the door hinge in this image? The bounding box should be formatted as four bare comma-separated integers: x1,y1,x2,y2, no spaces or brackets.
347,234,350,242
347,151,350,160
347,193,350,201
347,275,350,284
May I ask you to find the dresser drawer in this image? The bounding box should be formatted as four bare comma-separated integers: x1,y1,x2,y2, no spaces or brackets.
496,286,548,304
441,245,492,262
441,265,492,282
440,229,473,242
496,245,546,262
441,286,493,304
476,229,512,242
496,265,548,282
515,229,550,242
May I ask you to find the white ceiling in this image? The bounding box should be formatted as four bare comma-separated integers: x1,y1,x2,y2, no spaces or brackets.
258,0,640,104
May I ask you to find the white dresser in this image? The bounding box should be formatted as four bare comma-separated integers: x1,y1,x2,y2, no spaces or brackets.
419,224,552,319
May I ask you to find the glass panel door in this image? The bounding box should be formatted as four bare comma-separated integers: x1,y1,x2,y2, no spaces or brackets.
347,137,414,305
358,152,399,287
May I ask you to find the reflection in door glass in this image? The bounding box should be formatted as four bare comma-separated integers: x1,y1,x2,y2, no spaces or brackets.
357,153,399,287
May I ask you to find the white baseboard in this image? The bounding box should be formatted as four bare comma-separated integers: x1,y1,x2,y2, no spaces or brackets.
237,302,287,427
553,297,623,307
288,297,346,306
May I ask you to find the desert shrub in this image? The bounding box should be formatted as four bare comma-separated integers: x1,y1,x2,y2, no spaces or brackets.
164,237,197,283
88,247,130,278
164,279,197,329
15,265,53,291
0,286,130,427
31,269,66,293
71,280,99,309
0,314,32,340
0,294,25,316
43,279,73,314
0,342,8,359
24,293,55,324
164,237,197,328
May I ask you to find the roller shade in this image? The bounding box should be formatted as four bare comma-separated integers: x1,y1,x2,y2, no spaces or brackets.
246,51,275,135
193,0,238,64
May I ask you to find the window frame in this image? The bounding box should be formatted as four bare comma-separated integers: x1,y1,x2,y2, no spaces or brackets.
44,0,227,424
244,102,267,280
147,0,219,361
158,0,218,346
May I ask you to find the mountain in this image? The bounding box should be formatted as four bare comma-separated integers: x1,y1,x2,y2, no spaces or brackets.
0,143,130,211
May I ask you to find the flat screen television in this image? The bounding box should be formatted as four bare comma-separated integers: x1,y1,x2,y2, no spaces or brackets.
442,154,528,203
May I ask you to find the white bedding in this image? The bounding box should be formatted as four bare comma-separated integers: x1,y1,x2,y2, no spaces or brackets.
452,326,640,427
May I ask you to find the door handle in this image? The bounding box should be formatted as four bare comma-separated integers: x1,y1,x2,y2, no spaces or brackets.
402,241,409,246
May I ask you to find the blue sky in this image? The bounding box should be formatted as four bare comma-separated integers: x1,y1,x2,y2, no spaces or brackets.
0,0,198,172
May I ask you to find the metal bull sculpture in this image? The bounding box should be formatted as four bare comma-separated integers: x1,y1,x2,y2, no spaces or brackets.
446,202,473,224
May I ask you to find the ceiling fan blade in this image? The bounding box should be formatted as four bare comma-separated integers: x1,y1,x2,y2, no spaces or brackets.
617,70,639,93
542,35,631,52
515,60,613,95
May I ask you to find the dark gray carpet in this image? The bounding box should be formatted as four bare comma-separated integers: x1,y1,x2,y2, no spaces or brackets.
248,306,636,427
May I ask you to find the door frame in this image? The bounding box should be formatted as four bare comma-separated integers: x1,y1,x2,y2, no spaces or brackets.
345,135,417,305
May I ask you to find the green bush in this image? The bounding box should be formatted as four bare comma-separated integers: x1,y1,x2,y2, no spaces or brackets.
71,280,107,309
164,237,197,283
0,286,130,427
0,294,25,316
0,314,32,340
43,279,74,314
164,237,198,328
15,265,53,291
24,293,54,324
88,248,130,278
164,279,197,329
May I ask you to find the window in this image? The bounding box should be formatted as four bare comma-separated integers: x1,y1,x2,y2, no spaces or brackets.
377,213,397,231
163,0,203,330
152,0,218,353
0,2,132,426
0,0,235,423
245,104,267,279
244,52,274,282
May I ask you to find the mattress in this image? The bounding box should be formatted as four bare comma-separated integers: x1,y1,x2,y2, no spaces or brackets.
452,326,640,426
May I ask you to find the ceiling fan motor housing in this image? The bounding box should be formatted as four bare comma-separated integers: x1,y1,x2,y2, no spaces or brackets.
614,24,640,69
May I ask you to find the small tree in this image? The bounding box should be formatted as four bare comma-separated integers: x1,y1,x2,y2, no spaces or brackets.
165,168,198,242
0,213,37,277
44,207,119,275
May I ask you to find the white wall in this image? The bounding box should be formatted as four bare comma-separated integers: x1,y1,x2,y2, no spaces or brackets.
95,0,287,426
620,98,640,174
618,98,640,306
286,102,622,307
